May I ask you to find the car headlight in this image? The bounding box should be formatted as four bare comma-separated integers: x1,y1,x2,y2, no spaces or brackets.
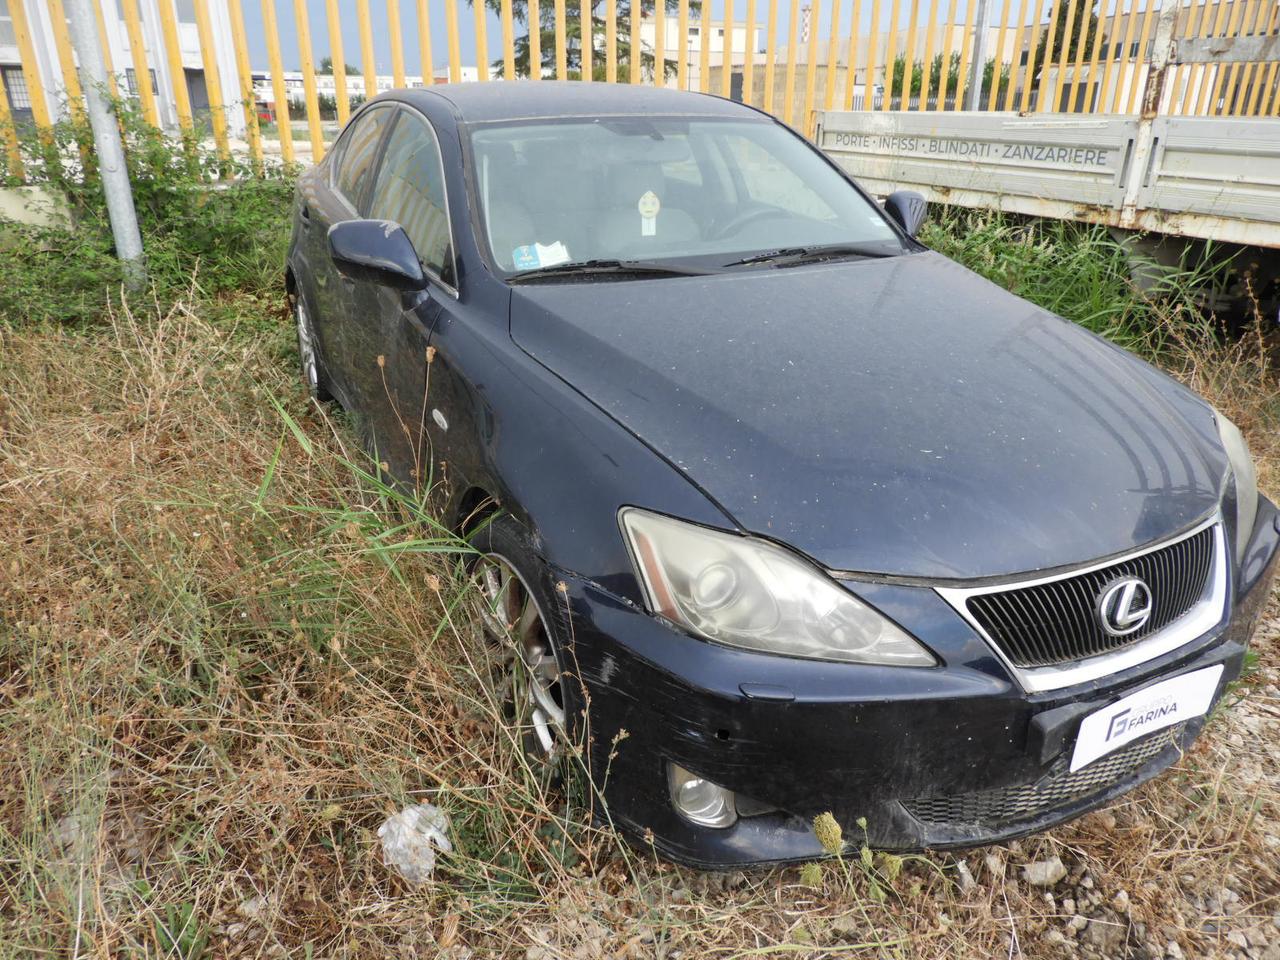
619,508,935,666
1216,412,1258,566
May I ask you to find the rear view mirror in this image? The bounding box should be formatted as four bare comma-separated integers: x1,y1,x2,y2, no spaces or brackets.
883,191,928,238
328,219,425,290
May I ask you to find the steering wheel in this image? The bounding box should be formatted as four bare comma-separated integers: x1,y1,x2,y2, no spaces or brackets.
710,206,792,241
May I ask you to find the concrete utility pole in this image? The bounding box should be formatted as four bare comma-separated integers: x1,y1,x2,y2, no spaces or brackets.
64,0,146,288
964,0,993,111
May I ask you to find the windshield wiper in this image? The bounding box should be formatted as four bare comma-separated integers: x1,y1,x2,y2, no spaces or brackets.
508,259,716,283
722,243,899,269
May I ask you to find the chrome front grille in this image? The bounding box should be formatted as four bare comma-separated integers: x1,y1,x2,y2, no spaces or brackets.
964,525,1216,669
903,724,1184,828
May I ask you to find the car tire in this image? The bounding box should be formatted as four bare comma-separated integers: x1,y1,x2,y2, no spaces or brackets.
293,293,334,403
469,513,583,769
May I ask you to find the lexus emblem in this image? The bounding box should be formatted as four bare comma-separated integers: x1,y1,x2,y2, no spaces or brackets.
1097,577,1153,637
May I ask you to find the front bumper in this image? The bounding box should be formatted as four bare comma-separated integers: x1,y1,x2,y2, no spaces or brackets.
555,498,1279,868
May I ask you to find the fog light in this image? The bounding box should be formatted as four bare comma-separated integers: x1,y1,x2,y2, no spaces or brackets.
668,763,737,828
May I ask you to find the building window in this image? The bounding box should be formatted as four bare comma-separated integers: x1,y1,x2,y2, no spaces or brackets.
125,67,158,95
3,65,30,110
0,0,16,47
689,26,699,36
716,27,724,36
175,0,195,21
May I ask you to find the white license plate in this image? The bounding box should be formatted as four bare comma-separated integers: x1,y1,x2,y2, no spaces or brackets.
1070,665,1223,772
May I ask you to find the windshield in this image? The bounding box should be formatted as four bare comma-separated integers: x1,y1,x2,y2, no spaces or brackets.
468,117,907,276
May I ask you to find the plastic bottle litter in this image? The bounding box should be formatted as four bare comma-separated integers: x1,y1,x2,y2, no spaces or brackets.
377,802,452,885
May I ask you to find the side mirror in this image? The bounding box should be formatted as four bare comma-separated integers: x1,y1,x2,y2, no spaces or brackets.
883,190,928,238
328,219,425,290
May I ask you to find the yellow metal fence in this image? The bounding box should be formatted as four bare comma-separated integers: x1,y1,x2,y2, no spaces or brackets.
3,0,1278,179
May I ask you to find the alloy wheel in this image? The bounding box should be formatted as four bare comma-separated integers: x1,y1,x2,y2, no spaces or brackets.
476,554,565,758
295,297,320,396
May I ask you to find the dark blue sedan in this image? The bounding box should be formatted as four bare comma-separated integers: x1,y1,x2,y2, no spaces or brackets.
286,81,1279,868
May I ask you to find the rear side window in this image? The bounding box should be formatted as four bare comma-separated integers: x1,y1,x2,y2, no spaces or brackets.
368,112,453,284
333,106,391,212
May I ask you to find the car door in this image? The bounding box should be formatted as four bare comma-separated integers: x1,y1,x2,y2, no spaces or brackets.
354,107,457,495
311,104,395,407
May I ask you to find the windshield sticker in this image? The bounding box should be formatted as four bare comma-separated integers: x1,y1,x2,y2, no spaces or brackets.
638,191,660,238
512,241,571,270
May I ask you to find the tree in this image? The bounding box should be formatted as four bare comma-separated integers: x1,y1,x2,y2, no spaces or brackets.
318,56,361,76
470,0,698,80
1033,0,1100,74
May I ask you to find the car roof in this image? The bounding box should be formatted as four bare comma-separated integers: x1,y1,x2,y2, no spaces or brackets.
390,81,764,124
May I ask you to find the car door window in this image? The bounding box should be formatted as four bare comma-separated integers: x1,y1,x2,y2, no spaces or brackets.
367,111,454,286
332,106,392,213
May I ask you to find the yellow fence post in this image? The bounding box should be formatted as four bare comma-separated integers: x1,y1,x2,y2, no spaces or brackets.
475,0,490,80
389,0,407,86
0,70,25,178
763,0,778,106
1095,0,1121,111
864,0,880,108
1017,0,1040,110
554,0,566,78
938,0,956,105
417,0,436,84
823,0,841,109
1105,0,1136,112
1123,0,1155,113
700,0,712,91
677,0,689,87
604,0,614,80
801,0,820,129
1002,0,1027,109
953,0,976,104
47,0,87,127
445,0,462,81
92,0,118,97
502,0,519,80
1077,0,1106,111
1051,0,1079,111
226,0,262,168
193,0,231,162
358,0,377,95
903,0,921,107
883,0,900,106
262,0,293,161
629,0,640,83
1066,0,1091,110
987,0,1011,108
118,0,159,126
291,0,325,157
653,0,664,84
1033,0,1062,110
530,0,543,77
722,0,735,95
325,0,350,122
154,0,193,133
914,0,930,107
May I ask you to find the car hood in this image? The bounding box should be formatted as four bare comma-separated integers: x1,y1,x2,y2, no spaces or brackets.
509,251,1226,579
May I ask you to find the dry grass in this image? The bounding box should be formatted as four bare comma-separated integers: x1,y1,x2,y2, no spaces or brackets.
0,285,1277,960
